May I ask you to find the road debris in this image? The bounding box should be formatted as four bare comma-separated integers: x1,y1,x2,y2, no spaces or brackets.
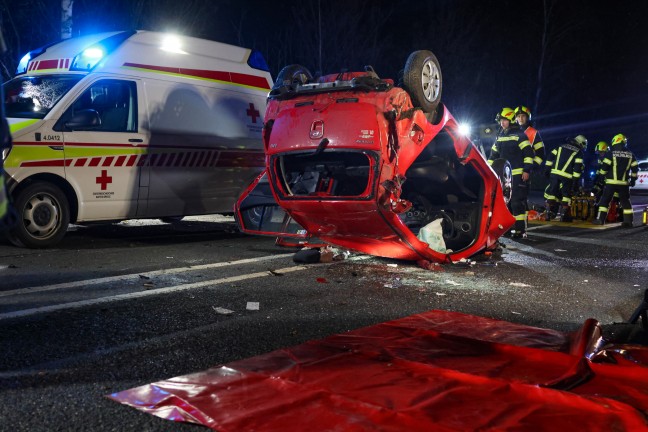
246,302,260,311
213,307,235,315
509,282,533,287
293,246,350,264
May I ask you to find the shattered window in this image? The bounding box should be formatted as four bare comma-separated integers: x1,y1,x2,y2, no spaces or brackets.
275,151,375,198
3,75,82,119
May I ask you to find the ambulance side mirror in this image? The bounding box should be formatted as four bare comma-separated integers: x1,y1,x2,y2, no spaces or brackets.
65,109,101,130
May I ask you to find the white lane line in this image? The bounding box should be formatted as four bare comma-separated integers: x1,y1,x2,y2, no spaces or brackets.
525,231,646,251
0,265,307,321
0,253,294,298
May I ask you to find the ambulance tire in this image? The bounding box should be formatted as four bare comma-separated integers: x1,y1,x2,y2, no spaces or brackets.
402,50,442,114
9,182,70,248
491,158,513,205
160,216,184,223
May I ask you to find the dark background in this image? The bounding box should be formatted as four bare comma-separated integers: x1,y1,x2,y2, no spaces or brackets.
2,0,647,158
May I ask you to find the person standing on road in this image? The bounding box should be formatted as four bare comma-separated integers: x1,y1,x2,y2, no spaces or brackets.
488,107,534,238
543,135,587,222
515,105,545,170
593,134,639,227
0,29,15,231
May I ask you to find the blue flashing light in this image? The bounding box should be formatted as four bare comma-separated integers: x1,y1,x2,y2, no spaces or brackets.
248,50,269,72
70,30,135,72
590,170,595,177
16,53,31,75
14,41,59,76
73,47,105,70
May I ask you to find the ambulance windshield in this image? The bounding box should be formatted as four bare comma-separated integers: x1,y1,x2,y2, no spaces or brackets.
4,75,82,119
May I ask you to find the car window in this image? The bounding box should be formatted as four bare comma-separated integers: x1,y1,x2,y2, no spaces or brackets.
638,161,648,171
67,79,137,132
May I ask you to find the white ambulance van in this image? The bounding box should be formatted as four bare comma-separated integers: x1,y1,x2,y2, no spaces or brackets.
3,30,272,247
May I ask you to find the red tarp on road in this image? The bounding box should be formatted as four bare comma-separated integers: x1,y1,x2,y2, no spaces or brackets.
108,310,648,431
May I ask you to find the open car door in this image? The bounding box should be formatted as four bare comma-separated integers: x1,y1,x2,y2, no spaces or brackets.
235,171,314,245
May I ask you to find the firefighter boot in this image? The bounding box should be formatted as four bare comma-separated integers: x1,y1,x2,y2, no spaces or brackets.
622,211,633,228
544,201,557,221
559,205,573,222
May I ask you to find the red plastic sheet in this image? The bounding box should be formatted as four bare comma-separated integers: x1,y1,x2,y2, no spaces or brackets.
109,310,648,431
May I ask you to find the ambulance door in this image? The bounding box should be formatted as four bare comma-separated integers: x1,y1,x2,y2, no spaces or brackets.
59,78,148,221
143,80,266,218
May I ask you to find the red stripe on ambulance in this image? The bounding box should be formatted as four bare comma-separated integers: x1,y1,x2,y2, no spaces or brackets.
122,62,271,90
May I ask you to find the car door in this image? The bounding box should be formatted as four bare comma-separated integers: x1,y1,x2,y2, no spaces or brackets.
59,77,149,221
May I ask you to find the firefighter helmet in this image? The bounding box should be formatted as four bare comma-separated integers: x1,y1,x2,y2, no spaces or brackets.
573,134,588,150
495,107,515,123
514,105,532,121
612,133,628,147
595,141,608,152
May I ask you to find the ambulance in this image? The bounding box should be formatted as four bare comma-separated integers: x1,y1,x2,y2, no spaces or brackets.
3,30,272,247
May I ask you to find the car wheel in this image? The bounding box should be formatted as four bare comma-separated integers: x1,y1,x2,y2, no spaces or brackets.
270,64,313,97
242,205,273,230
403,50,442,113
491,158,513,205
9,182,70,248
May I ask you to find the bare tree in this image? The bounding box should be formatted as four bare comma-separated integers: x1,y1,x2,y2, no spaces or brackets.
61,0,73,39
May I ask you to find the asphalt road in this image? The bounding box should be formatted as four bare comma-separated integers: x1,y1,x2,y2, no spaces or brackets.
1,196,647,431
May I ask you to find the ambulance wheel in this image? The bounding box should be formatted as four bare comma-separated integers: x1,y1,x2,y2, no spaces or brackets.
160,216,184,223
491,158,513,205
402,50,442,113
9,182,70,248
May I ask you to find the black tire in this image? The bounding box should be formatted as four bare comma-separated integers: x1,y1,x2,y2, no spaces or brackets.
491,158,513,205
9,182,70,248
402,50,442,113
160,216,184,223
241,205,273,231
269,64,313,97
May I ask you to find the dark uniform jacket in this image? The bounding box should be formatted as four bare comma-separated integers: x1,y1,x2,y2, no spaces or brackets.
545,143,584,180
487,126,534,176
520,124,545,167
599,145,639,186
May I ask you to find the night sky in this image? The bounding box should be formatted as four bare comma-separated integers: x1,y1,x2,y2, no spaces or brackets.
3,0,648,158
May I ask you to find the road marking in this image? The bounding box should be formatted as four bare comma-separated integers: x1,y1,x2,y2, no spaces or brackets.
522,231,646,251
0,265,307,321
0,253,294,298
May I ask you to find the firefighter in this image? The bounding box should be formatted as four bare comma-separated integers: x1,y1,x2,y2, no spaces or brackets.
591,141,612,216
594,141,608,170
0,29,14,231
0,116,10,227
488,107,534,238
593,134,639,227
515,105,545,169
544,135,587,222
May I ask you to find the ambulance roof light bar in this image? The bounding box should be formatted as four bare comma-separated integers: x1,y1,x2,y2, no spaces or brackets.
15,41,57,75
70,30,135,72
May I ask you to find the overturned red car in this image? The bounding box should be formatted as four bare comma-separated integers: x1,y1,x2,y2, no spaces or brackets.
236,51,514,262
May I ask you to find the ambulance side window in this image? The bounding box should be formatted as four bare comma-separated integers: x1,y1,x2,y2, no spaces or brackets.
64,79,137,132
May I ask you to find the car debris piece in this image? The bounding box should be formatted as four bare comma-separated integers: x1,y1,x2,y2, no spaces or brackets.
246,302,260,311
213,306,235,315
235,51,514,264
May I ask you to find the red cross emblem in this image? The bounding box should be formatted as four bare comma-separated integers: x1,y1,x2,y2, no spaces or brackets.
96,169,112,190
246,103,260,123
